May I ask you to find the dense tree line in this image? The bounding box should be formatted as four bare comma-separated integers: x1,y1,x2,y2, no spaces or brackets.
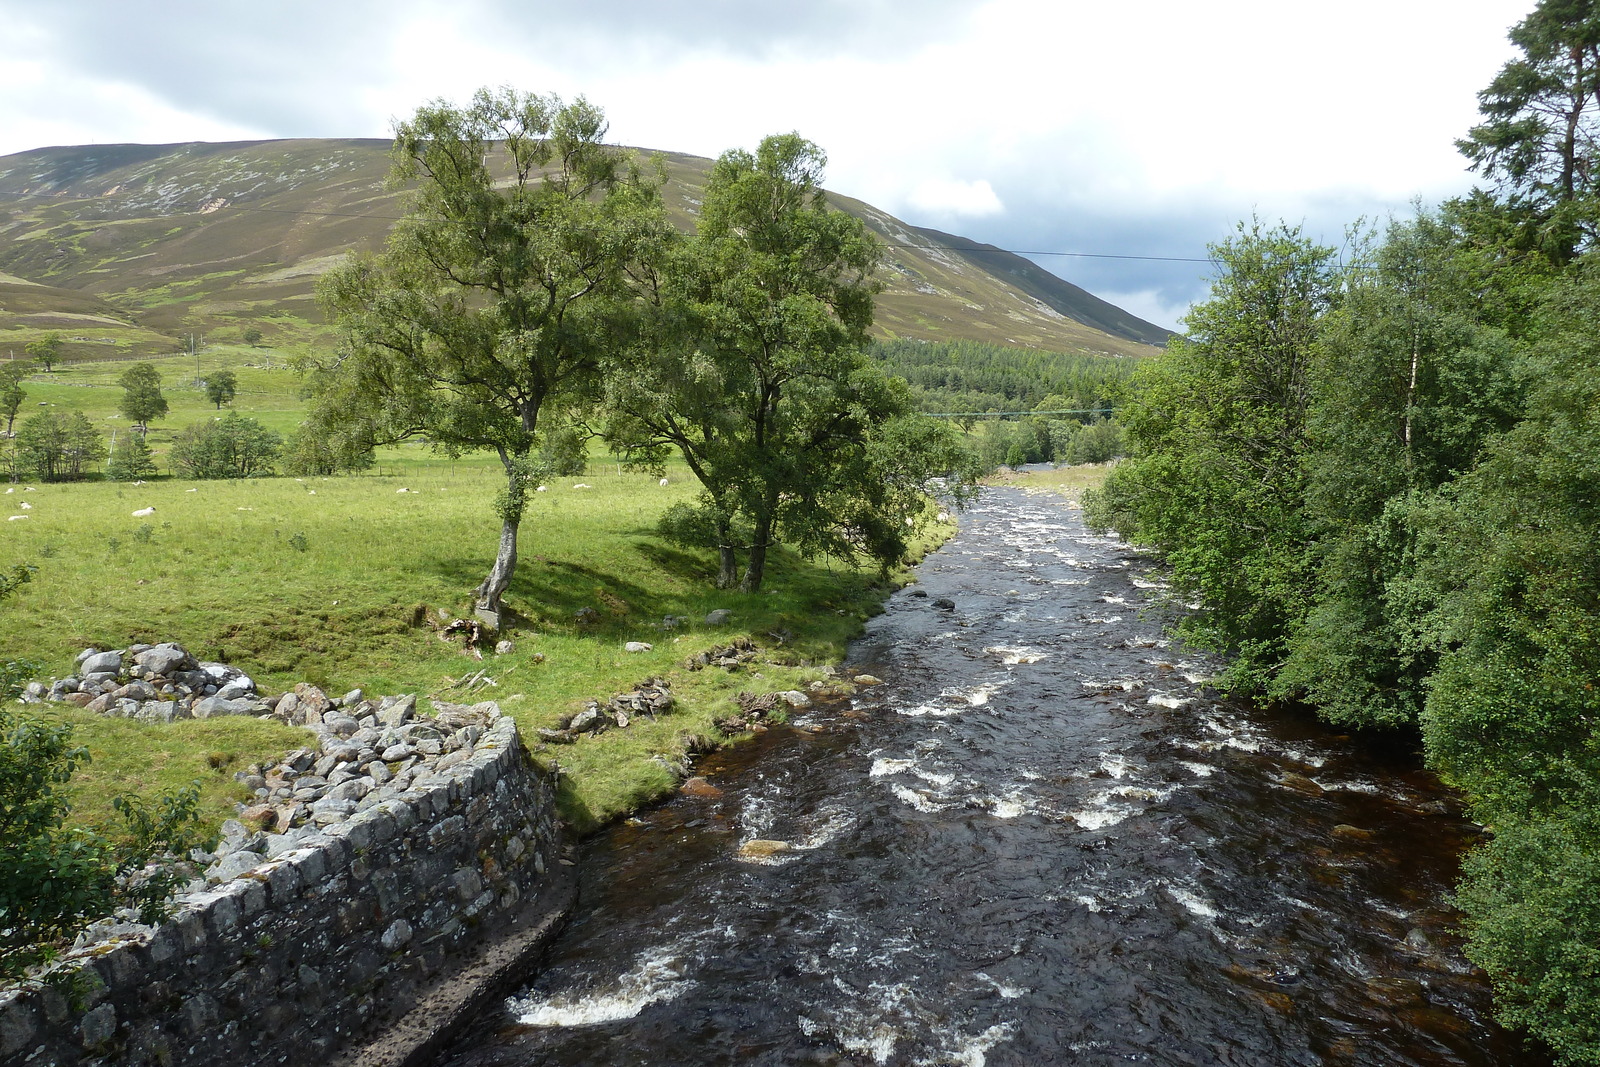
1088,2,1600,1060
871,338,1135,417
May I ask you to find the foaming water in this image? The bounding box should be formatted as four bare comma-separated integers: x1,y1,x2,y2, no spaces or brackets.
434,488,1549,1067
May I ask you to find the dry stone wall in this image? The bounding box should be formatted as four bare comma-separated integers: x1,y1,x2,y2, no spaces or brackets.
0,701,571,1067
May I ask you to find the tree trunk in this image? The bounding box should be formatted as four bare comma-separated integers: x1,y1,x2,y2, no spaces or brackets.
474,516,520,615
740,517,772,593
715,517,739,589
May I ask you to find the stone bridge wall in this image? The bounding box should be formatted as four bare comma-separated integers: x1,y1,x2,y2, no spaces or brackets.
0,716,571,1067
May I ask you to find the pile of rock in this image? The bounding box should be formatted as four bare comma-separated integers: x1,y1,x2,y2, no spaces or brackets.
537,677,674,743
204,692,502,881
684,637,760,672
714,688,811,734
28,643,267,722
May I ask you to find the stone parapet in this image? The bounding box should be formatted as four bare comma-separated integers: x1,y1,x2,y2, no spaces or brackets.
0,714,571,1067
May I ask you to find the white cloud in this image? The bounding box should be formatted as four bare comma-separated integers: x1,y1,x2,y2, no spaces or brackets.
906,178,1005,218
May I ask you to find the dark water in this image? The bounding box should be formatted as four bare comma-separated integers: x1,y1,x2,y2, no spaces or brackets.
436,488,1548,1066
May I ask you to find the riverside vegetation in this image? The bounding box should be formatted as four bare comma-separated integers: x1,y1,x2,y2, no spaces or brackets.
1088,1,1600,1061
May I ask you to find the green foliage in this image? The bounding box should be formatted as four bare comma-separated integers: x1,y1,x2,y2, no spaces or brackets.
870,338,1134,418
203,369,238,409
313,87,667,613
1088,219,1337,689
24,333,61,372
1455,796,1600,1065
241,327,263,348
117,361,168,432
0,361,28,435
0,707,206,979
607,133,976,591
1457,0,1600,263
169,412,281,479
106,430,158,482
537,421,592,477
1276,212,1525,729
13,409,107,481
280,409,375,476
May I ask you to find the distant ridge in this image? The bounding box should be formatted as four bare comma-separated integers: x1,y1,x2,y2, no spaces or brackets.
0,139,1170,362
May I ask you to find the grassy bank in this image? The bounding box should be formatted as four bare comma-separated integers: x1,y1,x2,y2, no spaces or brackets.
6,444,945,837
983,461,1114,500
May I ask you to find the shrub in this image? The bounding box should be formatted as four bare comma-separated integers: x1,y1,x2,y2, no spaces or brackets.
107,431,158,481
0,709,206,980
169,412,280,479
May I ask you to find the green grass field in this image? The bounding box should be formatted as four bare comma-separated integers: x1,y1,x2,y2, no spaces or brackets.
5,354,942,836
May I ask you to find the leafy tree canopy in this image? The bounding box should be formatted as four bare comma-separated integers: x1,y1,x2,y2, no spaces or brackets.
313,87,668,615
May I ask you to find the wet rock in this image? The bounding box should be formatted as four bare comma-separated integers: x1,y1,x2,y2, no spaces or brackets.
1278,772,1324,794
853,675,885,686
736,839,791,860
1331,824,1375,840
681,777,723,798
932,598,956,610
1364,976,1426,1007
908,589,929,598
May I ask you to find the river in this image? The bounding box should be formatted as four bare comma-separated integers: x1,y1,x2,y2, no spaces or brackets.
433,486,1548,1066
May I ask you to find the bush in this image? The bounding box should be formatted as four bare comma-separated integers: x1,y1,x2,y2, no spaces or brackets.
0,709,205,980
170,412,280,479
280,417,374,476
106,431,158,481
12,410,107,481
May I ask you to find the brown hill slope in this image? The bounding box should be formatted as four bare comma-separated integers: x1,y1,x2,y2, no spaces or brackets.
0,139,1169,363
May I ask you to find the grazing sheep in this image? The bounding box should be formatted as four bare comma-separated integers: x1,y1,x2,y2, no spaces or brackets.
572,483,592,490
397,487,412,493
6,515,26,521
18,502,30,510
535,485,548,492
659,478,670,486
132,506,155,517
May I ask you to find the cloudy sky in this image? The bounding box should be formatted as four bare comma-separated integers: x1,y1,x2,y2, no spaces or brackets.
2,0,1533,331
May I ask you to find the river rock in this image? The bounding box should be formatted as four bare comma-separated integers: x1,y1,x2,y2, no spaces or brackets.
681,777,722,798
736,839,791,860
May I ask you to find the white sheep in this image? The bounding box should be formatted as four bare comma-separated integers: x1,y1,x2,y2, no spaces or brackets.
535,485,548,492
397,487,412,493
659,478,670,486
6,515,26,521
572,483,593,490
132,506,155,517
19,502,31,510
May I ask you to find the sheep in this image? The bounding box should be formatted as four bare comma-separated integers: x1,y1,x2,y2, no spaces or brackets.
18,502,31,510
6,515,26,521
131,506,155,517
572,483,593,490
396,487,412,493
535,485,548,492
659,478,670,486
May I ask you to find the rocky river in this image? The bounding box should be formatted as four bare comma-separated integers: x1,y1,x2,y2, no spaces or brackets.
432,486,1549,1066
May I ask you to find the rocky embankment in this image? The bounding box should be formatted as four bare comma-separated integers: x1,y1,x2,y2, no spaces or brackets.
24,642,512,944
